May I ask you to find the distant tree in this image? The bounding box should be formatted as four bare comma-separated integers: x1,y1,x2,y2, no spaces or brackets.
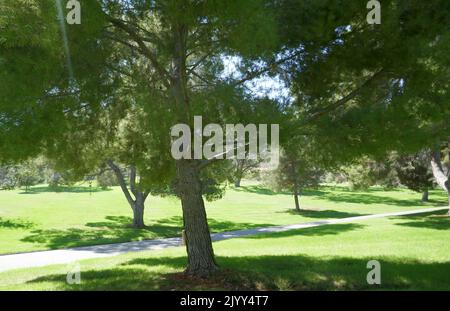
430,140,450,214
275,153,322,212
342,156,399,191
47,172,63,189
16,162,40,192
1,158,51,191
230,158,261,187
395,152,434,202
106,161,153,229
0,166,19,190
342,162,375,191
271,134,323,212
96,169,119,190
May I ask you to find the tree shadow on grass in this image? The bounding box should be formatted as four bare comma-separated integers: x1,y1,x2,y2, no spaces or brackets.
0,217,35,229
233,184,408,197
19,186,112,195
391,210,450,231
26,268,169,291
318,192,446,207
20,216,180,251
279,209,367,219
233,184,447,207
233,185,327,196
19,215,274,252
123,255,450,290
25,254,450,290
233,185,284,195
242,223,366,240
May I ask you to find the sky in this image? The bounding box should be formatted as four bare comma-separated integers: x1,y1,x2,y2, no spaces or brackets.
221,55,292,104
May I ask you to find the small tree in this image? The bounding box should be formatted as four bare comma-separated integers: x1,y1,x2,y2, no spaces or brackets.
271,144,322,212
96,169,119,190
343,156,399,191
230,158,261,187
395,152,434,202
16,163,40,192
0,166,19,190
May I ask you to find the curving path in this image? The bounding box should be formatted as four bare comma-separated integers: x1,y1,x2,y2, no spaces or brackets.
0,206,447,272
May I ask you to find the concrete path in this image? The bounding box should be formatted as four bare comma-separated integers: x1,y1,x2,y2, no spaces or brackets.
0,206,447,272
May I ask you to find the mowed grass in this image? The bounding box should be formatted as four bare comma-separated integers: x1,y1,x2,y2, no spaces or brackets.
1,209,449,291
0,181,447,254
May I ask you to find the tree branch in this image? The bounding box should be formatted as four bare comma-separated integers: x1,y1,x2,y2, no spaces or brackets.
231,50,303,87
107,16,172,89
107,160,135,206
187,53,211,76
301,68,386,125
129,166,138,197
430,148,449,192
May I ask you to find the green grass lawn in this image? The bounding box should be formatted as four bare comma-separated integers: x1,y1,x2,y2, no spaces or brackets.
1,209,449,290
0,181,448,254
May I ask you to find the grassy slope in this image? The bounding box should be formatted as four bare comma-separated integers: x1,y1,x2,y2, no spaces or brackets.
1,210,449,290
0,182,447,254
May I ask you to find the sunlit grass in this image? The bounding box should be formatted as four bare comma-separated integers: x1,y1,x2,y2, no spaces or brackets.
1,210,449,290
0,181,447,254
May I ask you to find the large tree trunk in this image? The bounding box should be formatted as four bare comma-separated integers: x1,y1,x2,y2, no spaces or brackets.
169,24,218,277
422,189,429,202
176,160,218,277
430,147,450,215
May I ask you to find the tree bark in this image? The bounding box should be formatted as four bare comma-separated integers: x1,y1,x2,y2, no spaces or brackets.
294,186,301,212
176,160,218,277
234,177,241,187
430,148,450,215
292,162,301,212
132,199,145,229
422,189,429,202
107,160,149,228
234,159,244,187
169,23,218,276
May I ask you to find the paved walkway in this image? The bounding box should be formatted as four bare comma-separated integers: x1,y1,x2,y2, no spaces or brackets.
0,206,446,272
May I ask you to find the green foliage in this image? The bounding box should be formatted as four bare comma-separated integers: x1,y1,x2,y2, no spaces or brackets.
0,158,51,190
342,156,398,191
267,134,323,194
1,0,449,214
48,170,80,189
341,152,435,192
15,161,41,191
268,152,322,193
395,152,434,194
96,170,119,190
282,0,450,165
0,166,19,190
